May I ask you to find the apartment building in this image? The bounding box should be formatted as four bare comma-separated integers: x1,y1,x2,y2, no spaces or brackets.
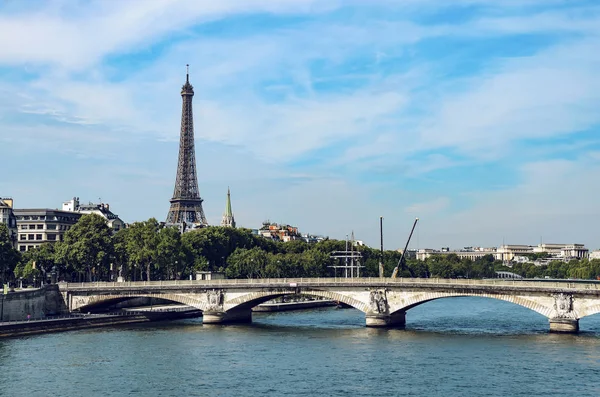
0,197,17,248
14,209,81,252
62,197,125,233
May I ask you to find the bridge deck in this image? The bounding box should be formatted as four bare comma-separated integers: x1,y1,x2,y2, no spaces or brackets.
59,277,600,293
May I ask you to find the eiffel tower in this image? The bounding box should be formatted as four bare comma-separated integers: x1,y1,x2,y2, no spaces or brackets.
166,65,208,230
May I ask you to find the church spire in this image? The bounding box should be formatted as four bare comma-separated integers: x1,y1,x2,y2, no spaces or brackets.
221,187,236,228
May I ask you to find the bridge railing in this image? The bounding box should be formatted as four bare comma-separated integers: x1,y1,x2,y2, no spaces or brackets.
59,277,600,291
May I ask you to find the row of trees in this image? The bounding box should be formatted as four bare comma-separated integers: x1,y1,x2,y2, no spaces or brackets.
2,216,600,285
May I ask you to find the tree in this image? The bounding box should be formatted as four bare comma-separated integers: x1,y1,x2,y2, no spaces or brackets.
406,259,429,278
0,223,20,284
427,255,456,278
545,260,567,279
55,214,114,281
14,259,40,283
15,243,57,283
226,247,269,279
300,249,329,277
282,240,309,254
125,218,160,281
113,228,131,280
472,254,495,278
157,226,184,280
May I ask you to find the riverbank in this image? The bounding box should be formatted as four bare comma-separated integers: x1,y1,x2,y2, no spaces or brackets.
0,309,202,339
0,299,341,338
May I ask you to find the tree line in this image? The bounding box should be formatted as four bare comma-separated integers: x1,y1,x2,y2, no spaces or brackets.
1,216,599,285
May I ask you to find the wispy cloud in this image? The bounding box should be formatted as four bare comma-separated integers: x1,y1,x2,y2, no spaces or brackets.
1,0,600,248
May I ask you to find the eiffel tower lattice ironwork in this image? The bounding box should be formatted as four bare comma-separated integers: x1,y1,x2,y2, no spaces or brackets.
166,65,208,229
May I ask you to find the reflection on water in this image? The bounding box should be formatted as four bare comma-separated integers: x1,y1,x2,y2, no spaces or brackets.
1,297,599,397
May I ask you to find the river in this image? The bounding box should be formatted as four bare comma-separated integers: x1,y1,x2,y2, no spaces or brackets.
1,297,599,397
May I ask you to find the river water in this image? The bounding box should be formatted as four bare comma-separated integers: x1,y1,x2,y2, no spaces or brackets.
1,297,599,397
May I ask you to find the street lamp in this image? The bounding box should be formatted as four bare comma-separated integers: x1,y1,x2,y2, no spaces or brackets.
379,216,384,278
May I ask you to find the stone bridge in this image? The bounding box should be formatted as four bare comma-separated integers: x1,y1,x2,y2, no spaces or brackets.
58,278,600,333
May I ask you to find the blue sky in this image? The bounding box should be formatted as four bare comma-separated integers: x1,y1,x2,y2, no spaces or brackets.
1,0,600,250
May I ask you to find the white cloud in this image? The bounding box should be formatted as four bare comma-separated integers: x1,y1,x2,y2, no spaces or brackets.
419,155,600,248
2,0,600,250
398,36,600,162
405,197,450,215
0,0,341,69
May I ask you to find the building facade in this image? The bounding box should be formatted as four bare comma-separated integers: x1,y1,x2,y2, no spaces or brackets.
258,222,301,242
496,243,588,262
62,197,125,233
589,250,600,260
0,197,18,248
418,243,589,263
416,247,495,261
301,234,327,244
494,245,534,262
14,209,82,252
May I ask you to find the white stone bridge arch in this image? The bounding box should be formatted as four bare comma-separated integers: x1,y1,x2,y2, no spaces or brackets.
59,278,600,333
72,292,211,313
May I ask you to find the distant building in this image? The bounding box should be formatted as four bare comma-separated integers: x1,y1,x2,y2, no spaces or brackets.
418,243,589,263
496,243,588,262
301,234,327,244
589,250,600,260
495,245,533,262
416,247,495,261
14,209,81,252
495,271,523,279
220,188,236,228
513,255,531,264
258,221,301,242
0,197,18,248
62,197,125,233
195,271,225,281
396,249,417,260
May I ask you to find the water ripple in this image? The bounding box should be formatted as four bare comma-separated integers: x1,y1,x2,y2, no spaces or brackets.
0,298,599,397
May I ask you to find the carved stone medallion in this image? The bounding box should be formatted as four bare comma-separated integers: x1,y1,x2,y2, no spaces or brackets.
206,289,224,311
369,290,388,314
553,293,574,319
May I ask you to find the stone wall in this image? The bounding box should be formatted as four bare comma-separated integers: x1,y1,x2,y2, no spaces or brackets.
0,285,67,322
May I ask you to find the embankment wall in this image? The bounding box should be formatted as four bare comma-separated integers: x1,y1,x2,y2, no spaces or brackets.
0,285,67,322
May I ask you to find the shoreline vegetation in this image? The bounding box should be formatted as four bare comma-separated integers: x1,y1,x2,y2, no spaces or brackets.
2,216,600,289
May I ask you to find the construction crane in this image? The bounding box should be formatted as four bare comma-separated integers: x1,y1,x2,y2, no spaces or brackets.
391,218,419,278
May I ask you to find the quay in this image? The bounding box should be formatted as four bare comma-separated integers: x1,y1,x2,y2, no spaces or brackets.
0,309,201,338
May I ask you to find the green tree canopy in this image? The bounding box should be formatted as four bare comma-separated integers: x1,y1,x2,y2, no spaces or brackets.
0,223,20,284
55,214,113,281
124,218,160,281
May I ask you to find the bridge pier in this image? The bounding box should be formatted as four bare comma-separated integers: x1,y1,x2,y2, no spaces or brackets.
365,311,406,328
549,318,579,333
202,310,252,325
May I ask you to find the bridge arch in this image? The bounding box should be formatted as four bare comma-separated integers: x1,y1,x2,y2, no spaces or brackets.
390,291,553,318
580,304,600,319
72,293,208,312
225,289,369,313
